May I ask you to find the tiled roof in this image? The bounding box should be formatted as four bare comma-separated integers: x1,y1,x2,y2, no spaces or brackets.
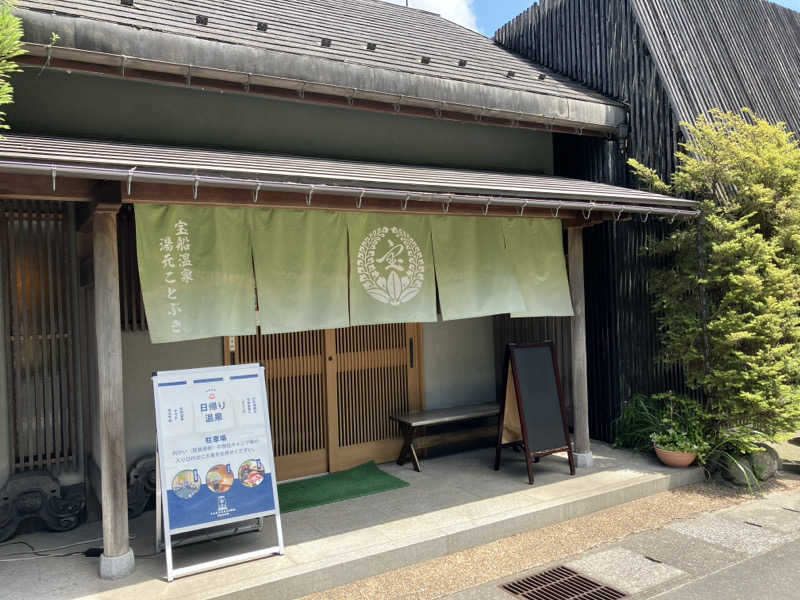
18,0,619,107
0,134,697,211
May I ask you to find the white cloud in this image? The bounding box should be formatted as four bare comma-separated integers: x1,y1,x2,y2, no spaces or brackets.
382,0,479,32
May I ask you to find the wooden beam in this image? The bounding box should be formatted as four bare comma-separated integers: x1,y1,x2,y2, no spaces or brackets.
412,425,497,450
0,174,90,202
123,182,582,220
92,182,134,578
568,227,592,466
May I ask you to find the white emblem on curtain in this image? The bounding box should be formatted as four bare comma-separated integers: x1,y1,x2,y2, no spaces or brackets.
357,226,424,305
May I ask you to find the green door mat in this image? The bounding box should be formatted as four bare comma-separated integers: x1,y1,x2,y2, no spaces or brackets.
277,462,409,513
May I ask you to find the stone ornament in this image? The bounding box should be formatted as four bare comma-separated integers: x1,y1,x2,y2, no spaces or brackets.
127,454,157,518
0,471,84,542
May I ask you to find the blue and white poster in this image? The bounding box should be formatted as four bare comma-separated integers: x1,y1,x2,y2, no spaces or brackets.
153,364,283,581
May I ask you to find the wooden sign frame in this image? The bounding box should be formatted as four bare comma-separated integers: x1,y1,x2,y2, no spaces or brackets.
493,342,576,484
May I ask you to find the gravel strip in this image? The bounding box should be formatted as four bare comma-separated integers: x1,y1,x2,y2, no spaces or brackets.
300,474,800,600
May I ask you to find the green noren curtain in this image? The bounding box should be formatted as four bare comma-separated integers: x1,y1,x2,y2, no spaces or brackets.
136,205,574,342
347,213,437,326
503,218,574,318
135,204,257,343
431,216,526,321
251,209,349,334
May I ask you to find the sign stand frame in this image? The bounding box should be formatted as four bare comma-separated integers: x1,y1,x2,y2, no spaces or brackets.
493,342,576,485
154,452,264,555
153,364,284,582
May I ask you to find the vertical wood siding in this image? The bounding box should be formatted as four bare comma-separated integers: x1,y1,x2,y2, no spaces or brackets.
232,330,327,458
631,0,800,135
1,201,80,473
584,219,698,442
496,0,679,181
496,1,707,441
117,206,147,332
335,324,410,447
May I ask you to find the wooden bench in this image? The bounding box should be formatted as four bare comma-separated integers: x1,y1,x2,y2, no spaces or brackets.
390,403,500,472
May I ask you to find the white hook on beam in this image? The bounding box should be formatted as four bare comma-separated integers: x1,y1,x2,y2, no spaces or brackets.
550,202,563,219
51,165,57,191
582,202,595,221
442,195,452,214
193,176,199,200
518,200,529,216
401,194,410,211
642,208,653,223
483,198,492,216
306,186,315,206
253,182,261,204
127,166,137,197
615,207,624,222
356,189,366,209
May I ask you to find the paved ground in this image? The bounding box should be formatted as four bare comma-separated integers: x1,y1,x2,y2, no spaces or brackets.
447,484,800,600
303,473,800,600
0,443,701,600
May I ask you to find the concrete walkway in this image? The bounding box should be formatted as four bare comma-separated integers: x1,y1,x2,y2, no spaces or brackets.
0,442,702,600
447,487,800,600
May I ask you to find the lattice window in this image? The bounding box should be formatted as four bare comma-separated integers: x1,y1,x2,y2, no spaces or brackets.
1,201,80,473
117,206,147,332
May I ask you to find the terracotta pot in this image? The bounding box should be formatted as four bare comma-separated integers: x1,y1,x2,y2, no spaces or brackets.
654,444,697,467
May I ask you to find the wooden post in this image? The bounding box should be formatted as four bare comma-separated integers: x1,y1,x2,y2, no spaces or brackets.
568,227,593,468
93,187,135,579
0,246,9,486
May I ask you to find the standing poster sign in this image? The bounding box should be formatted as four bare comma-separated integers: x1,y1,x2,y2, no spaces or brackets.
153,364,283,581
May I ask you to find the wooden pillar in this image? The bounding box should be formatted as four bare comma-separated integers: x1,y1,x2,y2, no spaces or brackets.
568,227,593,467
93,190,135,579
0,242,9,486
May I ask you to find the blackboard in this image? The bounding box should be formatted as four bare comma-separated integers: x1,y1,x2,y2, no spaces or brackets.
494,342,575,484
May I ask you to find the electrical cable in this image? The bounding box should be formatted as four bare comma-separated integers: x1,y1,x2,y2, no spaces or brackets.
0,534,156,561
0,551,86,562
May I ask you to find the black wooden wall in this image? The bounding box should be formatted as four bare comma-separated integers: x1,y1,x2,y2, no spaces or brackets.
497,1,691,441
496,0,680,182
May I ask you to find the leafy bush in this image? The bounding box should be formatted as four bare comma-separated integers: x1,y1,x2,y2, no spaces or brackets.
0,1,25,133
629,110,800,453
614,394,666,453
616,393,709,459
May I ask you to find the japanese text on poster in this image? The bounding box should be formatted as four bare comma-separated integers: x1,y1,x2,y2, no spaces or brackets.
154,365,279,533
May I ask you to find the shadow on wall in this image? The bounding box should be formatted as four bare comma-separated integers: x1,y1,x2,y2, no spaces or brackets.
121,332,224,470
422,317,496,410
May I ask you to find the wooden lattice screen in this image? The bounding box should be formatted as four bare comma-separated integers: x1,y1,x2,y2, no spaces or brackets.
235,331,328,459
335,324,409,447
1,201,80,473
117,206,147,331
228,323,421,479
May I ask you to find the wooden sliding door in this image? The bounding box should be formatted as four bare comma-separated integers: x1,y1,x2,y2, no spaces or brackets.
227,323,422,480
330,323,422,472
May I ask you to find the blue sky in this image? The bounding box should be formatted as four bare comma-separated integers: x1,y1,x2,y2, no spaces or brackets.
393,1,800,36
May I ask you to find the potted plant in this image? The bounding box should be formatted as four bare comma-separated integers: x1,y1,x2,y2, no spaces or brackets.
651,429,699,467
615,393,709,468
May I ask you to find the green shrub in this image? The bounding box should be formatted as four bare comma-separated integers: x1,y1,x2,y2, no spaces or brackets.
615,393,710,459
0,1,25,133
629,110,800,452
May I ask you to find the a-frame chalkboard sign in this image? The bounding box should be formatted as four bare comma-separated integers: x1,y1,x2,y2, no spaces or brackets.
494,342,575,484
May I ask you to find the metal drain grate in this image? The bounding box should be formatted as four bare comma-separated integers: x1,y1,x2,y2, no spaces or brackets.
501,566,627,600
